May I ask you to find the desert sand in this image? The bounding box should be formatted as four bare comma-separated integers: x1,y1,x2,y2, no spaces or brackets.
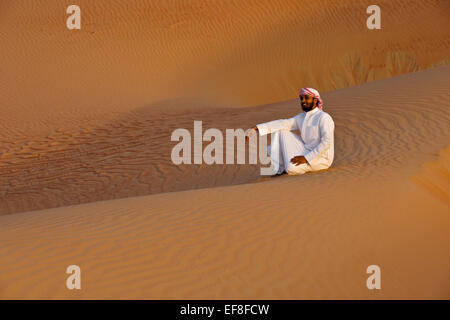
1,66,449,299
0,0,449,299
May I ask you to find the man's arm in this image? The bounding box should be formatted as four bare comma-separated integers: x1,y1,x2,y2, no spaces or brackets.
304,114,334,164
255,117,298,136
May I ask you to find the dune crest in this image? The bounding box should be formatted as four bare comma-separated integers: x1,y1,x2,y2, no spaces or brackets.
1,66,450,215
411,145,450,206
1,0,449,136
1,1,450,299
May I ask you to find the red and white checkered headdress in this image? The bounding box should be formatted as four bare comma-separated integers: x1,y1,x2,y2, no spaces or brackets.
299,87,323,110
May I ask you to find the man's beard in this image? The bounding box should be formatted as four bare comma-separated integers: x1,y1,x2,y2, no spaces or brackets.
301,103,314,112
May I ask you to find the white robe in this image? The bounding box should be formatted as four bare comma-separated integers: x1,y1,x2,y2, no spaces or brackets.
256,107,335,175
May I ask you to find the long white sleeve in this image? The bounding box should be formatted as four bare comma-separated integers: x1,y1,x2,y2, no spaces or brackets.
256,117,298,136
304,114,334,163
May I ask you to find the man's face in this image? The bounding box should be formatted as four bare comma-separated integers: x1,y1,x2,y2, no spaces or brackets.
300,94,316,112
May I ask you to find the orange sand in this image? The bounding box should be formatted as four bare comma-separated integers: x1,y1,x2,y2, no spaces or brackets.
0,0,449,299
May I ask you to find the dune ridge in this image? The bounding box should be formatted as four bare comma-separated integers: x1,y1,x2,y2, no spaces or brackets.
0,1,449,299
0,151,449,299
412,145,450,206
1,0,449,137
1,65,449,215
0,66,449,299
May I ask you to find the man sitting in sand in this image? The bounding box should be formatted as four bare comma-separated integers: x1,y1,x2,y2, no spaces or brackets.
249,87,335,175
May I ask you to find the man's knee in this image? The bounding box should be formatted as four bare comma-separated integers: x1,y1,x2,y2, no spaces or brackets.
286,163,309,175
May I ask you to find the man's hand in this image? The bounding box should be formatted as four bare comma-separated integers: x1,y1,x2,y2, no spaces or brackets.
290,155,307,166
246,126,258,141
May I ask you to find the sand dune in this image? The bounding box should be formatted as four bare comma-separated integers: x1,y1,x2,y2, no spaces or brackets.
0,66,449,299
412,145,450,206
1,0,449,215
1,0,449,135
1,65,449,215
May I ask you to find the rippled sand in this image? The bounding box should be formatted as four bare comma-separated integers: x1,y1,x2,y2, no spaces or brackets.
0,0,449,299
